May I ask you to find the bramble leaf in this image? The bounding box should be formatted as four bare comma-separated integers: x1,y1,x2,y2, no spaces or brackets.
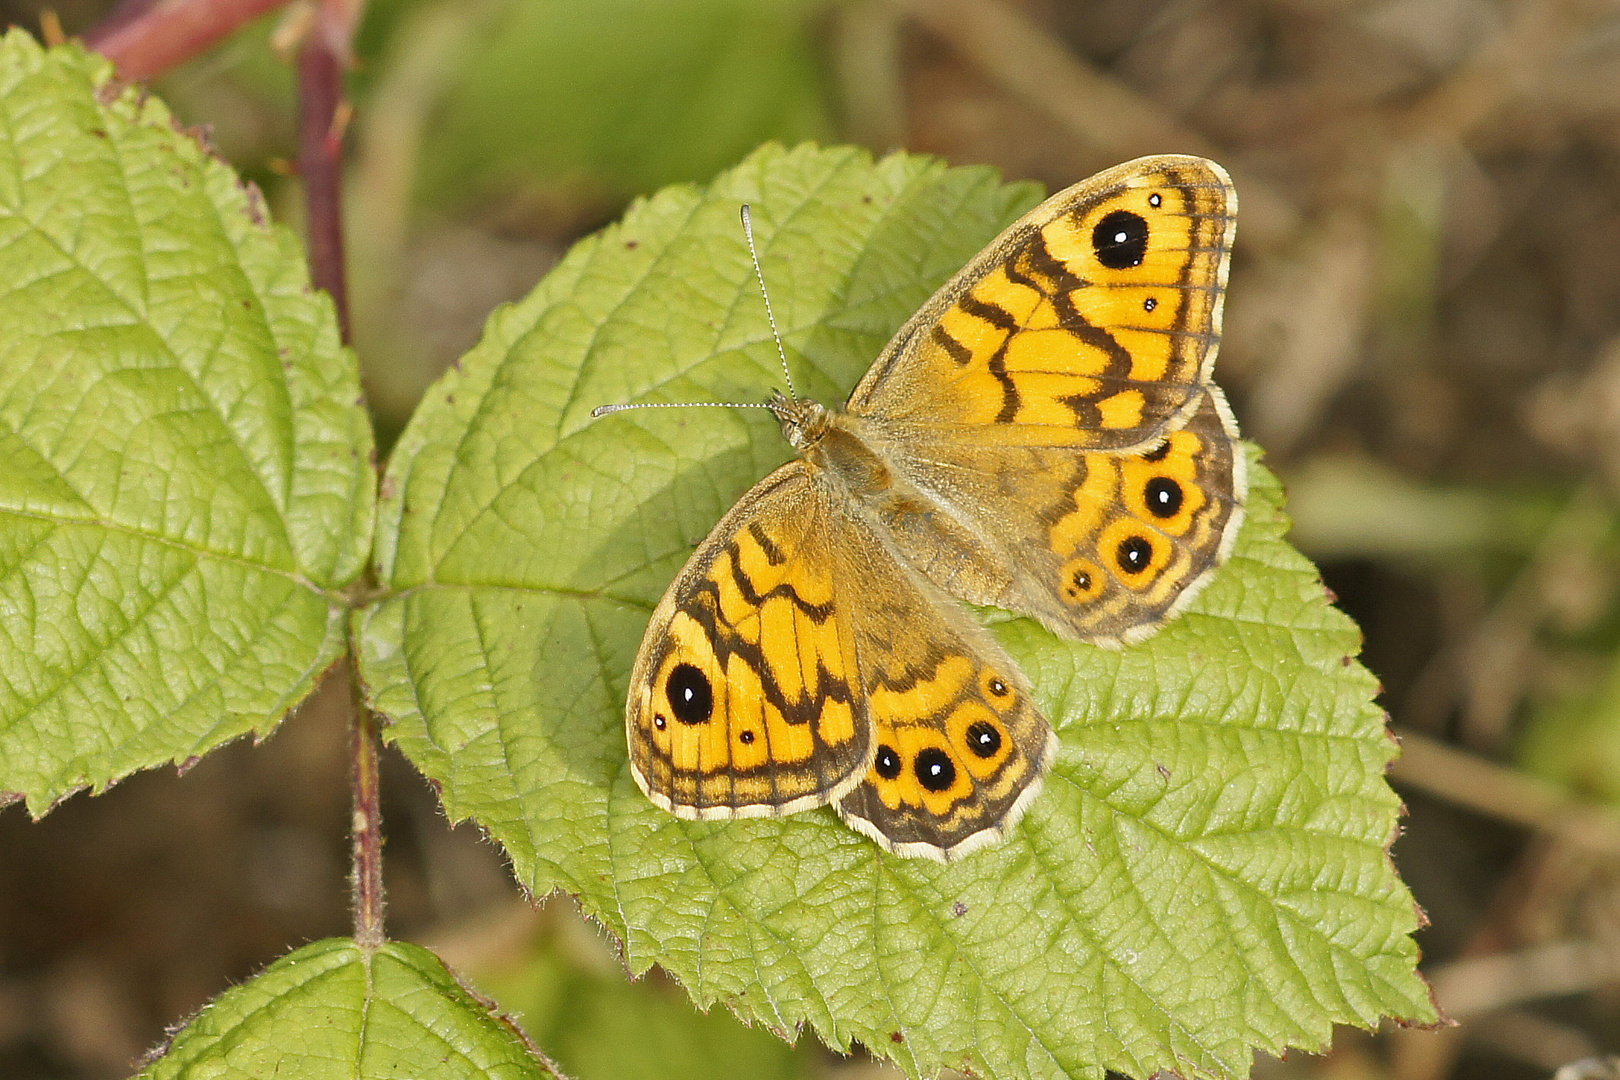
360,143,1436,1079
138,939,561,1080
0,33,374,812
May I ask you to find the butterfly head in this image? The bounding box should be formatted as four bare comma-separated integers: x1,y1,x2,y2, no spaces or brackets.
768,391,832,453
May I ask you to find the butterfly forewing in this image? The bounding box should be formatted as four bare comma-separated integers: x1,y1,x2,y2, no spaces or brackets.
849,156,1236,454
626,464,872,818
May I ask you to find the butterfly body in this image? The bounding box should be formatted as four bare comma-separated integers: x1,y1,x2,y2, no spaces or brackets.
623,156,1246,860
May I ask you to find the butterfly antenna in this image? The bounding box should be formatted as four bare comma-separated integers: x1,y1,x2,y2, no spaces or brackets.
591,204,796,419
740,204,797,401
591,400,774,417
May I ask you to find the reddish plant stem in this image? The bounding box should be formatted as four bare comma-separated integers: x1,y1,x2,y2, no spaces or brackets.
86,0,290,82
298,26,352,343
300,6,377,945
348,656,386,948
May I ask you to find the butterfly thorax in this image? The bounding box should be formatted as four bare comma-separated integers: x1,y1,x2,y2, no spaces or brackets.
771,392,897,498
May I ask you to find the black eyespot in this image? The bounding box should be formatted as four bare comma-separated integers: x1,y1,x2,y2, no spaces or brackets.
739,730,755,744
987,677,1009,697
875,744,903,780
915,748,957,792
1141,440,1171,462
965,721,1002,758
1117,536,1154,574
666,663,713,725
1093,210,1148,269
1144,477,1184,518
1149,192,1163,207
1065,567,1093,598
654,714,668,731
1143,296,1157,312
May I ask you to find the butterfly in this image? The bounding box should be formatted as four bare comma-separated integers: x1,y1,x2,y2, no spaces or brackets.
616,156,1246,860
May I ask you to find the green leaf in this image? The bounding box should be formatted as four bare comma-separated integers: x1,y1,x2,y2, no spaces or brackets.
0,33,374,811
413,0,834,208
360,143,1435,1079
138,939,562,1080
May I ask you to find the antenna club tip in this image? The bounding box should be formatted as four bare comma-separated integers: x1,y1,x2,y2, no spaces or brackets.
590,404,620,417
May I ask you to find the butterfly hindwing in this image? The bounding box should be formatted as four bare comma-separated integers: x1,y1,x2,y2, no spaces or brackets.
835,567,1057,860
861,388,1245,645
1037,388,1246,642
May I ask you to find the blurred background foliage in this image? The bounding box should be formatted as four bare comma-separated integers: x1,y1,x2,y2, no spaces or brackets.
1,1,1620,1079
